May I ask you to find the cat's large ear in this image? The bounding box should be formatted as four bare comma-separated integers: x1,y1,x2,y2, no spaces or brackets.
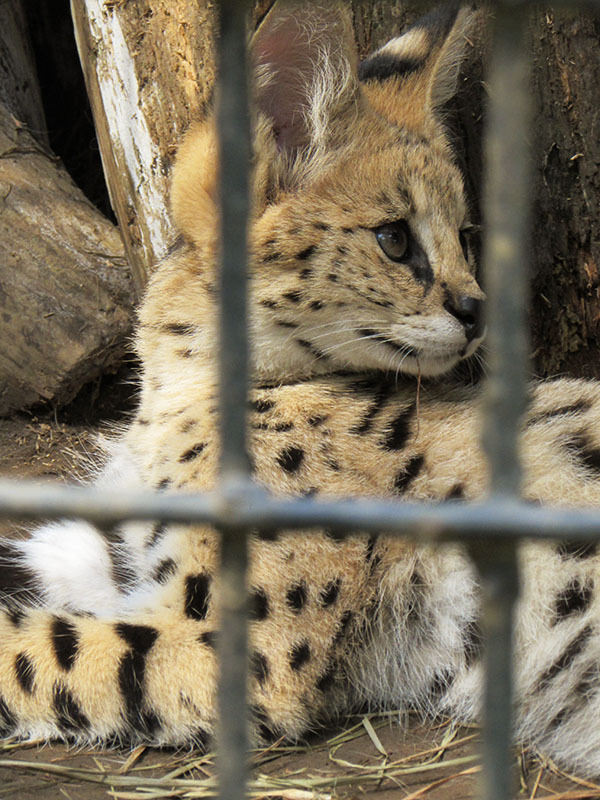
358,6,476,139
252,0,360,189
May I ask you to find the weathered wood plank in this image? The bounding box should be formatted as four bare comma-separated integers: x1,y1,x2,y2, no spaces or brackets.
70,0,216,294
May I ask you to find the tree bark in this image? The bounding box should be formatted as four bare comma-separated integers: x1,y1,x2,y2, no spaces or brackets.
70,0,217,296
529,11,600,379
0,8,134,417
0,103,134,417
0,0,47,144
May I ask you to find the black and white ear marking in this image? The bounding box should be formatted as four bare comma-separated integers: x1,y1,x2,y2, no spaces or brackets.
358,5,477,129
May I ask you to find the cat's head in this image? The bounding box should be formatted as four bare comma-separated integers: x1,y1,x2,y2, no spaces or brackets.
171,1,484,381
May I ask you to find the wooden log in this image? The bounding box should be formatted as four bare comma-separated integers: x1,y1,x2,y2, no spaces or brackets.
70,0,217,295
0,103,133,416
0,0,48,144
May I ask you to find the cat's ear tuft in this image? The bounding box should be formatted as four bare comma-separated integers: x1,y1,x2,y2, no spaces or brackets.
252,1,359,187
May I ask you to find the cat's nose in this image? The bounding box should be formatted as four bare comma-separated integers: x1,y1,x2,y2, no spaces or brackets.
444,294,485,342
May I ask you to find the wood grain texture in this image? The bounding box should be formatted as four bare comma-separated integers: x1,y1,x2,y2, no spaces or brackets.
0,104,133,416
70,0,217,294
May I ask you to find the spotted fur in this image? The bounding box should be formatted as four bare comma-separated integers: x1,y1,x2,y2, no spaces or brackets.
2,1,600,776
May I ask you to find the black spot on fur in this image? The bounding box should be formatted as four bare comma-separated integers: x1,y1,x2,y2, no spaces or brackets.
297,246,316,260
6,607,25,627
446,484,465,501
463,620,483,668
299,267,313,279
0,541,41,603
310,300,324,310
163,322,196,335
53,685,89,733
153,558,177,585
251,398,275,413
184,574,211,620
359,53,422,82
320,579,341,607
251,704,276,742
262,251,282,263
394,455,425,493
116,623,159,654
261,299,278,308
313,221,330,231
139,710,162,737
566,434,600,474
116,624,159,727
537,625,593,690
0,697,16,734
199,630,216,649
277,320,298,329
148,522,168,547
283,290,302,304
307,414,327,427
365,536,377,562
528,400,591,426
179,442,206,463
277,446,305,473
327,272,338,282
557,541,597,560
553,577,593,624
350,383,392,435
273,422,294,432
156,478,171,491
51,617,80,671
289,641,311,671
295,338,329,360
250,588,270,621
342,227,354,234
317,662,337,692
381,405,416,450
176,348,194,358
334,611,354,644
15,652,35,693
251,651,269,685
286,581,307,613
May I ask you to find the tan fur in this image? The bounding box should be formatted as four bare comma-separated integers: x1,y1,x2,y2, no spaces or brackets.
2,2,600,775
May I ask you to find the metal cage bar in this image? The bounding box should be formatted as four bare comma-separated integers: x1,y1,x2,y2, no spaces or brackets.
477,5,532,799
215,1,252,798
0,2,597,800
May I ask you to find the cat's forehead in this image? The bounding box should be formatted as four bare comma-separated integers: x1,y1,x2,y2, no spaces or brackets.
315,133,467,225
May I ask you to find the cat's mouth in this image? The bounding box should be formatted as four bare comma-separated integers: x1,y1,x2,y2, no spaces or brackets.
358,326,485,377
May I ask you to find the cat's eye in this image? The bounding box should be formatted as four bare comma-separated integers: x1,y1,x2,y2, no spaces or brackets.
374,221,410,262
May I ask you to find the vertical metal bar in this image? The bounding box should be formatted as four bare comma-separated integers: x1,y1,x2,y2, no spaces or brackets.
217,0,252,482
215,2,251,800
478,5,531,800
482,3,531,496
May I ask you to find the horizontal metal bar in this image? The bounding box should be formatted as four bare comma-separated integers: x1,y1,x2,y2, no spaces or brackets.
1,477,599,541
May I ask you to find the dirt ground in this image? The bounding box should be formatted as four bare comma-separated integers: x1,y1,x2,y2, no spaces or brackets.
0,390,596,799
